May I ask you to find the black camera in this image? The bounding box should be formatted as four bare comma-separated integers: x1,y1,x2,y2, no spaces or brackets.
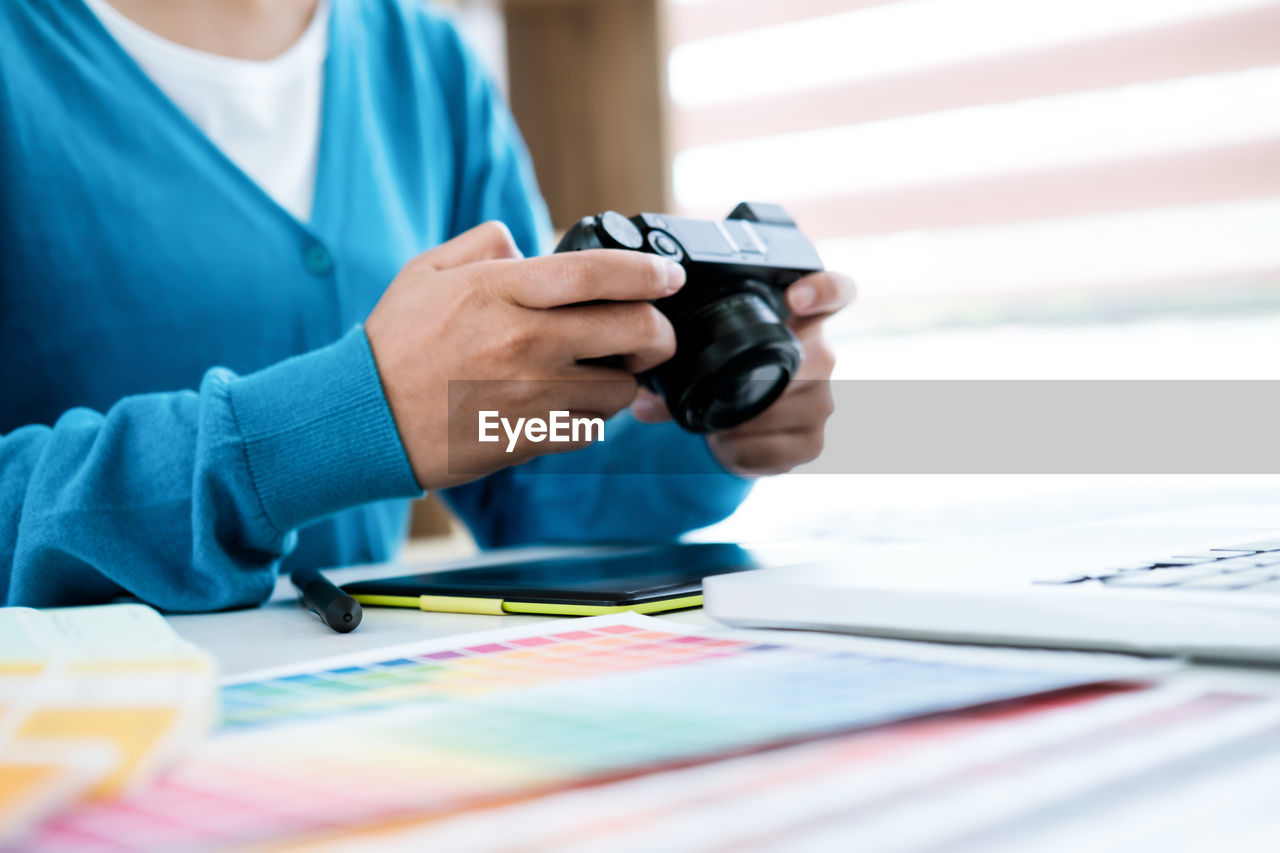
555,202,824,433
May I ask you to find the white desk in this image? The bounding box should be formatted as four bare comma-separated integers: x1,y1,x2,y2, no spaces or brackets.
167,538,1280,691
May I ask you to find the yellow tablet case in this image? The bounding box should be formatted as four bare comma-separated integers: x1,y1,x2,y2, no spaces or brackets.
349,593,704,617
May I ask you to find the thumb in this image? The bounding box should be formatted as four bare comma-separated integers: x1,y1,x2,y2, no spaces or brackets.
630,390,673,423
419,221,523,270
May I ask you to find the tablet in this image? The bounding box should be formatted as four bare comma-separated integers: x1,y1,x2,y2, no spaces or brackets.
342,543,758,616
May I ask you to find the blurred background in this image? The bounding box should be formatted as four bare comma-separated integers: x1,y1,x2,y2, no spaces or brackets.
415,0,1280,549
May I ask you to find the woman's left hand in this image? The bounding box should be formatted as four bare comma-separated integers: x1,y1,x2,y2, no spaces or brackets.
631,270,856,476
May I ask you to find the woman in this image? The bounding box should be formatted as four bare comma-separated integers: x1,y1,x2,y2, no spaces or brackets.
0,0,850,610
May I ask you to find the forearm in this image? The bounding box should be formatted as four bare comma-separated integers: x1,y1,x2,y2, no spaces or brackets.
1,328,420,609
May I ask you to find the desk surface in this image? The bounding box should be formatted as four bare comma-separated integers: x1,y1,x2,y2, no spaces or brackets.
167,541,1280,696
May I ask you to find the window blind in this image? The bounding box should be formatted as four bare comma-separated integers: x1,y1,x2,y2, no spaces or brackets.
663,0,1280,318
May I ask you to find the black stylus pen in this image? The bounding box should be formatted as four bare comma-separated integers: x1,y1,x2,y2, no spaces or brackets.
290,567,362,633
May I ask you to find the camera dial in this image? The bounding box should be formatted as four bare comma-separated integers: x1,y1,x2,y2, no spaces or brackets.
597,210,644,250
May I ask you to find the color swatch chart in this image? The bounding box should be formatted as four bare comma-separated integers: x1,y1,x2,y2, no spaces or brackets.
394,686,1280,853
23,614,1139,852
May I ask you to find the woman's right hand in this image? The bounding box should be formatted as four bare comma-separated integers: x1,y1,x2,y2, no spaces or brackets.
365,222,686,490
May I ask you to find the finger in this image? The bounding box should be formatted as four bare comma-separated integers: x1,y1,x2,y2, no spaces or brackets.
551,370,641,420
420,221,523,270
474,371,638,424
492,250,685,309
786,271,857,318
716,381,834,437
630,390,673,423
709,429,824,477
556,302,677,374
794,334,837,381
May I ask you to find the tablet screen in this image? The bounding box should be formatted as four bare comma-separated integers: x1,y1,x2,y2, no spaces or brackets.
343,543,757,606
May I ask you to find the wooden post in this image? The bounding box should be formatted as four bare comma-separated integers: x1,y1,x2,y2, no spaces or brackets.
502,0,671,228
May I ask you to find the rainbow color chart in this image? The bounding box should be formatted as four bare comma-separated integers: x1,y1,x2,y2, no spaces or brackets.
23,614,1139,851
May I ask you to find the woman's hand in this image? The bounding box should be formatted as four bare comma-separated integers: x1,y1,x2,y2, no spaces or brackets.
366,222,684,490
631,270,856,477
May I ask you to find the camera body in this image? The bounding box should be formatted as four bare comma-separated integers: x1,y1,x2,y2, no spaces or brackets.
555,202,824,433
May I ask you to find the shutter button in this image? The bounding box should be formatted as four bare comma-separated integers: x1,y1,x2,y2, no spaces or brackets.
303,242,334,276
647,230,684,261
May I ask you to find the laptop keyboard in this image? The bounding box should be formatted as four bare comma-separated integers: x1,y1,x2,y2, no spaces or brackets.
1034,538,1280,593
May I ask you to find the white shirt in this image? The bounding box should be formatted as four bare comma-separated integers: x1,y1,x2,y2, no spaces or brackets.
84,0,329,223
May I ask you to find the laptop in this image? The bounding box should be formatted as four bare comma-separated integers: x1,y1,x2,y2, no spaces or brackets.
704,504,1280,662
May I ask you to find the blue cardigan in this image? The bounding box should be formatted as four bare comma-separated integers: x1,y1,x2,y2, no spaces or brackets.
0,0,751,610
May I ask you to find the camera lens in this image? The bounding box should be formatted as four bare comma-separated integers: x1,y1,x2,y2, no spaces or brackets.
644,284,802,433
711,363,786,413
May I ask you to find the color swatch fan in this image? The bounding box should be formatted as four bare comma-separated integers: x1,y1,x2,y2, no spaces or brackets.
0,605,216,846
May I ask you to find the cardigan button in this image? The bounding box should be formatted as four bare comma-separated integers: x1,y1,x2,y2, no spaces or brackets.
303,242,334,276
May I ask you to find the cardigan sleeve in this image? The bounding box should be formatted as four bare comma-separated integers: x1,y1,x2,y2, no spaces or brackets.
1,328,421,609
